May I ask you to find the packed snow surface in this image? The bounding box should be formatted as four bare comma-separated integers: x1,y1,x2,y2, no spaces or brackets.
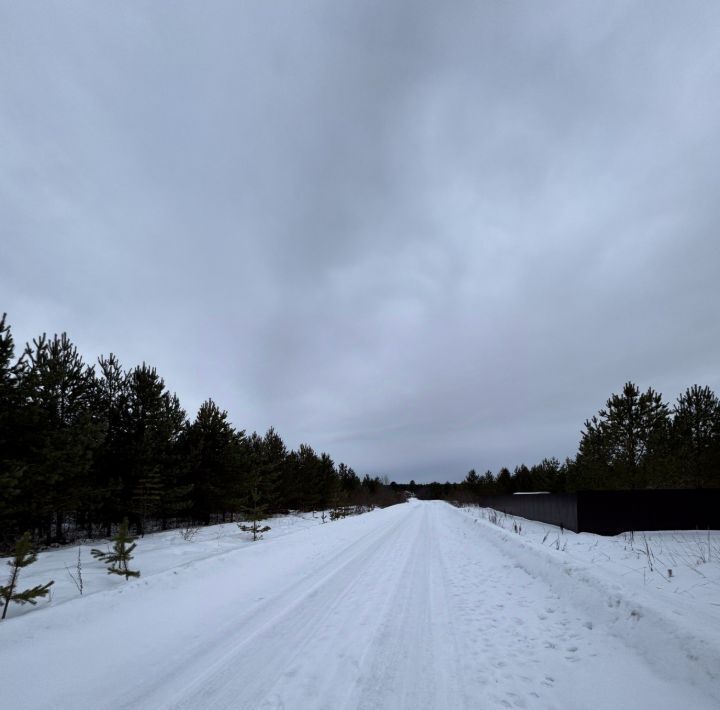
1,500,718,709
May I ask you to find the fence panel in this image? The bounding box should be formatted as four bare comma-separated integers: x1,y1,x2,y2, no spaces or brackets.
476,493,579,532
476,490,720,535
577,489,720,535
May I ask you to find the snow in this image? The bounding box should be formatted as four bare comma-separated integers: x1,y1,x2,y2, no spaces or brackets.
1,501,718,709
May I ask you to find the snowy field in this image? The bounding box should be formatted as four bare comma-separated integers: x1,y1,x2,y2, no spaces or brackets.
1,500,718,709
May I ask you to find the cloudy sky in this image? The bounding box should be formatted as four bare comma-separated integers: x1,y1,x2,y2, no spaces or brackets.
1,1,719,482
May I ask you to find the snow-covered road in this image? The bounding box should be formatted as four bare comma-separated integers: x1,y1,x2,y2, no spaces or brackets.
2,501,717,709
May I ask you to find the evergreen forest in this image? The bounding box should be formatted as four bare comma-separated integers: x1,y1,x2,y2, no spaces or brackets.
0,313,400,550
404,380,720,502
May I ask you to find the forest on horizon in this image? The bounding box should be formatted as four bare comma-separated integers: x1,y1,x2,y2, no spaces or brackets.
405,380,720,502
1,311,719,548
0,313,400,549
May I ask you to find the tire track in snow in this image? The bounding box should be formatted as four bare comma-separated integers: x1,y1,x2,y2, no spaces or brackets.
136,505,423,710
349,503,470,709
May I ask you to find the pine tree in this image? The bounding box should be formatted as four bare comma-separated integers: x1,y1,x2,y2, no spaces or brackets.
91,518,140,579
295,443,322,511
186,399,244,524
156,392,192,528
671,385,720,487
338,463,360,495
122,364,188,534
529,457,565,492
15,333,103,543
578,382,670,489
0,314,23,544
496,467,514,493
238,486,271,541
513,464,532,491
316,452,338,511
91,354,129,536
333,462,359,516
480,470,496,493
1,532,54,620
123,364,165,533
255,427,288,512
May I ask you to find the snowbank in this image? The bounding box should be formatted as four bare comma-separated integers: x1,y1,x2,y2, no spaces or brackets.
458,505,720,701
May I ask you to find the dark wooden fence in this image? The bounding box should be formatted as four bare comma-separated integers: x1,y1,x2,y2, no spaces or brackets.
477,489,720,535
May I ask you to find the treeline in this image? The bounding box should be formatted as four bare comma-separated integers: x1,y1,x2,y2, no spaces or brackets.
399,381,720,501
0,313,401,549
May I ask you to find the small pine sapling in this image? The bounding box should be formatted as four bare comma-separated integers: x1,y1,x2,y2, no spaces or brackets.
238,487,271,541
330,491,351,521
1,532,54,620
91,518,140,580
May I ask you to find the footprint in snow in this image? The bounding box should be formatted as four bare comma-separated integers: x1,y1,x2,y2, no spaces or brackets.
505,691,527,708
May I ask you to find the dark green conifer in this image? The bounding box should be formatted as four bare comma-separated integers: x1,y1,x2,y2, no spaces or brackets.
671,385,720,487
0,314,23,544
122,364,188,534
186,399,244,524
249,427,287,512
91,354,129,536
1,532,54,620
238,486,271,541
16,332,103,543
91,518,140,579
578,382,670,489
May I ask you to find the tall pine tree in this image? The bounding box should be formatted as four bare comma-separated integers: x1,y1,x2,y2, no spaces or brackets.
15,333,103,543
121,364,187,534
185,399,245,524
90,354,129,536
578,382,670,489
671,385,720,488
0,315,23,545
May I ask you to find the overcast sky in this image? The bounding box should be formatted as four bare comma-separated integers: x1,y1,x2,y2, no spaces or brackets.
1,1,719,482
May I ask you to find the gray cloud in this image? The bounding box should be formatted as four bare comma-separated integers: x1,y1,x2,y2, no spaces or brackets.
2,1,719,481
